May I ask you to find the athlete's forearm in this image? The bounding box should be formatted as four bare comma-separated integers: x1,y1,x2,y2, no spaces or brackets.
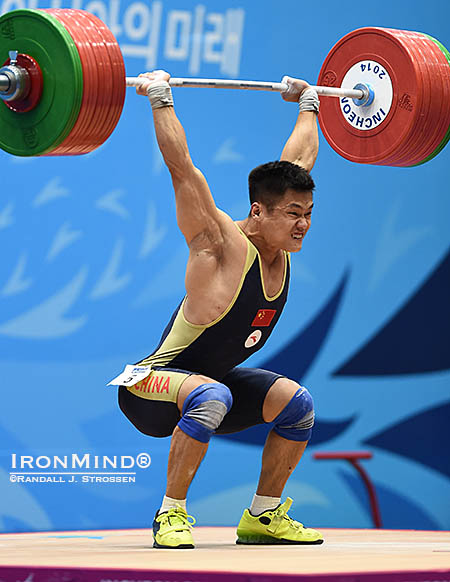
280,111,319,172
138,72,195,179
150,93,221,246
152,106,194,179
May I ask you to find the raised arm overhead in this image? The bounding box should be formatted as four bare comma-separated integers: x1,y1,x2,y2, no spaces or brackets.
279,77,319,172
137,70,226,250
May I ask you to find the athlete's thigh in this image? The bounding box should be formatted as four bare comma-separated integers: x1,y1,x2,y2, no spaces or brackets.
216,367,285,434
118,367,216,437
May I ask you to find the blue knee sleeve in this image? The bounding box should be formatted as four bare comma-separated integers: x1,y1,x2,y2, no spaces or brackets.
273,387,314,442
177,383,233,443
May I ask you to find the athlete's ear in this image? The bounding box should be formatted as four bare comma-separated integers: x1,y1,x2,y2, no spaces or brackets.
250,202,262,220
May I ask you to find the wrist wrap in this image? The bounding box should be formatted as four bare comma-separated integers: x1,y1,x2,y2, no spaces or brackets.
147,80,174,109
298,87,320,114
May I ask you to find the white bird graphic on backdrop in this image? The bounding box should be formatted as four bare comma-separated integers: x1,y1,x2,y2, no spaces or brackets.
0,267,88,338
2,252,32,296
33,177,70,207
96,189,129,219
46,222,83,262
0,202,14,229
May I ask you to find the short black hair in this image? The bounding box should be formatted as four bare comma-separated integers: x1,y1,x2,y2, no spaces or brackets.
248,161,315,211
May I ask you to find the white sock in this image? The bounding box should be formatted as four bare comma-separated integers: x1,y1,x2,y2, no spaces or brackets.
250,494,281,516
159,495,186,514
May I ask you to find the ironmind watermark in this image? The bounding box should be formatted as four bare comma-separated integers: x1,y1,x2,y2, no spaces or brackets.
9,452,151,484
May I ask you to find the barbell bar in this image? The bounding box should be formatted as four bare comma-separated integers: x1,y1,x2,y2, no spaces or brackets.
0,73,367,100
125,76,368,101
0,64,369,107
0,8,449,165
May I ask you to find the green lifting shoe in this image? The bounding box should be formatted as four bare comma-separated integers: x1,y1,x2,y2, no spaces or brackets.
236,497,323,545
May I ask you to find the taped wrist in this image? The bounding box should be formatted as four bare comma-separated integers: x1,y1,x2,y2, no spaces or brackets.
273,387,315,442
147,80,174,110
177,383,233,443
298,87,320,114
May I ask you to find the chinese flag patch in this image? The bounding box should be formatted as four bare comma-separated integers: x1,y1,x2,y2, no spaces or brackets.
251,309,277,327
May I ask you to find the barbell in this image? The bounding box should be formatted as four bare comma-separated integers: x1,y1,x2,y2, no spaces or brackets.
0,8,449,166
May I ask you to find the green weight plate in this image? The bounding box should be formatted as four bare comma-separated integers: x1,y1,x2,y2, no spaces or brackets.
412,34,450,167
0,9,83,156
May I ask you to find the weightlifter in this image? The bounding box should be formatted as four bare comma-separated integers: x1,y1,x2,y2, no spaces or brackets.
118,69,323,549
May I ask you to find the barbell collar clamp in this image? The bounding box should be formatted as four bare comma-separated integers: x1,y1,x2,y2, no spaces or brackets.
0,59,30,102
9,50,18,66
352,82,374,107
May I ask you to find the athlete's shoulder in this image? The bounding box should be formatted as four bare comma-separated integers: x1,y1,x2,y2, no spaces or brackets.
214,209,250,249
217,208,240,230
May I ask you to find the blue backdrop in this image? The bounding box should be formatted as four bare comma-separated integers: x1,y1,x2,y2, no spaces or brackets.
1,0,449,533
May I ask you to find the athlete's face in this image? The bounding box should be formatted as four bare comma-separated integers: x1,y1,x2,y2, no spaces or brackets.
258,189,314,252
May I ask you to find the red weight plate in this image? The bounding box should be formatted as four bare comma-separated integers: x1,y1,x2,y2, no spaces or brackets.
67,9,121,154
77,9,118,153
318,27,424,166
82,12,118,152
44,9,97,154
42,8,125,155
403,33,450,165
424,36,450,158
46,9,100,155
417,35,450,165
418,33,450,159
392,32,450,166
398,33,443,165
60,9,113,154
381,31,436,166
395,32,437,165
59,10,108,154
385,31,444,166
83,10,125,150
66,10,105,153
72,10,121,153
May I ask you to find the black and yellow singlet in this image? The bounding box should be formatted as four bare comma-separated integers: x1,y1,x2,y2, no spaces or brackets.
139,229,290,381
